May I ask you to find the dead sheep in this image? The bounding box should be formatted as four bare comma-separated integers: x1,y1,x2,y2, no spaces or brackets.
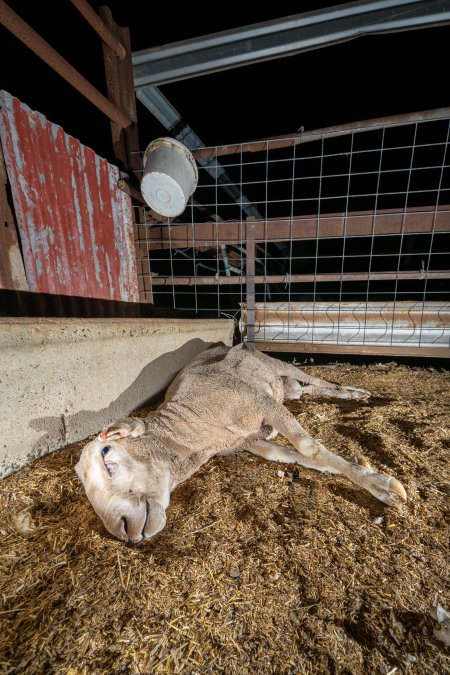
75,344,406,542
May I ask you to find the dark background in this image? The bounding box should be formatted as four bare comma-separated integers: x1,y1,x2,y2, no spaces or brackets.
1,2,449,368
2,1,449,164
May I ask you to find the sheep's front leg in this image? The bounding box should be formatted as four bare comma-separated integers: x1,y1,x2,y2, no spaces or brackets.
99,417,146,441
248,438,406,508
248,439,339,473
258,400,407,508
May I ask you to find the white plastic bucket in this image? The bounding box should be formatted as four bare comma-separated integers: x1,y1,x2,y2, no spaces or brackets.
140,137,198,218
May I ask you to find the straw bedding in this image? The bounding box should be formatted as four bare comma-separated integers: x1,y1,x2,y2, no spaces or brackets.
1,362,449,674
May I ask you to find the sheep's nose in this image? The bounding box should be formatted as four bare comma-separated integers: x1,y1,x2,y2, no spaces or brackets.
129,533,143,544
120,516,143,544
118,517,128,541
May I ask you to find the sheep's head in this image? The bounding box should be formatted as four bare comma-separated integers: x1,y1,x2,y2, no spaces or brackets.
75,436,169,543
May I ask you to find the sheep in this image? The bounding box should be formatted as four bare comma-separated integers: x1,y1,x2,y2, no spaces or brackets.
75,344,406,542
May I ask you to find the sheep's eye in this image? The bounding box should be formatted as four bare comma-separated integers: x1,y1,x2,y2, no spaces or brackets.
101,446,110,456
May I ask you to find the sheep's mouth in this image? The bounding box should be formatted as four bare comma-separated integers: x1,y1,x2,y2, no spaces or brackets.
141,500,150,539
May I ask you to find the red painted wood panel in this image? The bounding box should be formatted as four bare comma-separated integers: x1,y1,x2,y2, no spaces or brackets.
0,91,139,302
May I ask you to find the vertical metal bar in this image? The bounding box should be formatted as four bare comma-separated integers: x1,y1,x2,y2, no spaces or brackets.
363,127,385,345
419,119,450,345
191,195,198,313
214,148,220,317
337,132,355,344
167,219,176,308
312,138,325,344
288,141,297,344
391,122,418,345
145,210,152,304
239,145,244,341
264,141,269,336
246,217,256,350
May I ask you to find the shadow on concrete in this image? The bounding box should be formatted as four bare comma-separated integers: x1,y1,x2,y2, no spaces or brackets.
27,338,220,468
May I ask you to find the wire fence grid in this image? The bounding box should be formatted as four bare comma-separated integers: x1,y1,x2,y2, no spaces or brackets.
134,112,450,356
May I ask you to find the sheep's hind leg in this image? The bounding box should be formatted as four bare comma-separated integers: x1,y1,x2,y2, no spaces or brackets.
267,355,371,400
299,383,371,400
258,400,407,508
282,376,370,401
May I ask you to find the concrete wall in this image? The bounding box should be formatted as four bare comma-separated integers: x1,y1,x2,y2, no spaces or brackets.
0,317,233,478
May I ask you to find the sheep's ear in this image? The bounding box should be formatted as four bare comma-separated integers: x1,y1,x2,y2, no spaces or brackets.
143,500,167,539
98,417,145,442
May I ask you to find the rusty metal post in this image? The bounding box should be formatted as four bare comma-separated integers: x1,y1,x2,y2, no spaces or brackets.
246,217,256,350
99,6,141,174
99,6,152,303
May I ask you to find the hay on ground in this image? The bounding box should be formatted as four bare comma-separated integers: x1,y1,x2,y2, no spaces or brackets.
0,363,449,673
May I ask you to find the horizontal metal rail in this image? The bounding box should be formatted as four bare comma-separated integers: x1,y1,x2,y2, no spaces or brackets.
69,0,126,59
133,0,450,88
149,270,450,286
140,205,450,249
192,107,450,159
257,342,450,357
0,0,132,129
240,301,450,357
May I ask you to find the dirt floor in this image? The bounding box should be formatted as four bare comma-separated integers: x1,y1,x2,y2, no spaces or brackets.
0,362,449,674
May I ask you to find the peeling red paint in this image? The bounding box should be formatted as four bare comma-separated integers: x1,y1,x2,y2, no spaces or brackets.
0,91,139,302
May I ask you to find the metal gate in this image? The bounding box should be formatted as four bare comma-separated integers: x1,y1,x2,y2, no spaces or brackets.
136,108,450,357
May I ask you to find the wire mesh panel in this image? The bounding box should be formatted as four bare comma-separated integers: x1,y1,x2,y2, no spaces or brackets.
136,110,450,357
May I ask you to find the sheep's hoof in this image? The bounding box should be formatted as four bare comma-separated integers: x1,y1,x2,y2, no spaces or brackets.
340,386,371,400
365,472,407,509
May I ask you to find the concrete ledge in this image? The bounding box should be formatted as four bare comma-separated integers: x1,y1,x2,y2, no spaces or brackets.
0,317,234,477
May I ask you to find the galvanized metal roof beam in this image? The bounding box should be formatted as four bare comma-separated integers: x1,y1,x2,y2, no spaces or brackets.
132,0,450,88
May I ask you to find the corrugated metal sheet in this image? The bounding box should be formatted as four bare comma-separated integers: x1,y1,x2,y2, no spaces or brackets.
241,302,450,349
0,90,139,302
